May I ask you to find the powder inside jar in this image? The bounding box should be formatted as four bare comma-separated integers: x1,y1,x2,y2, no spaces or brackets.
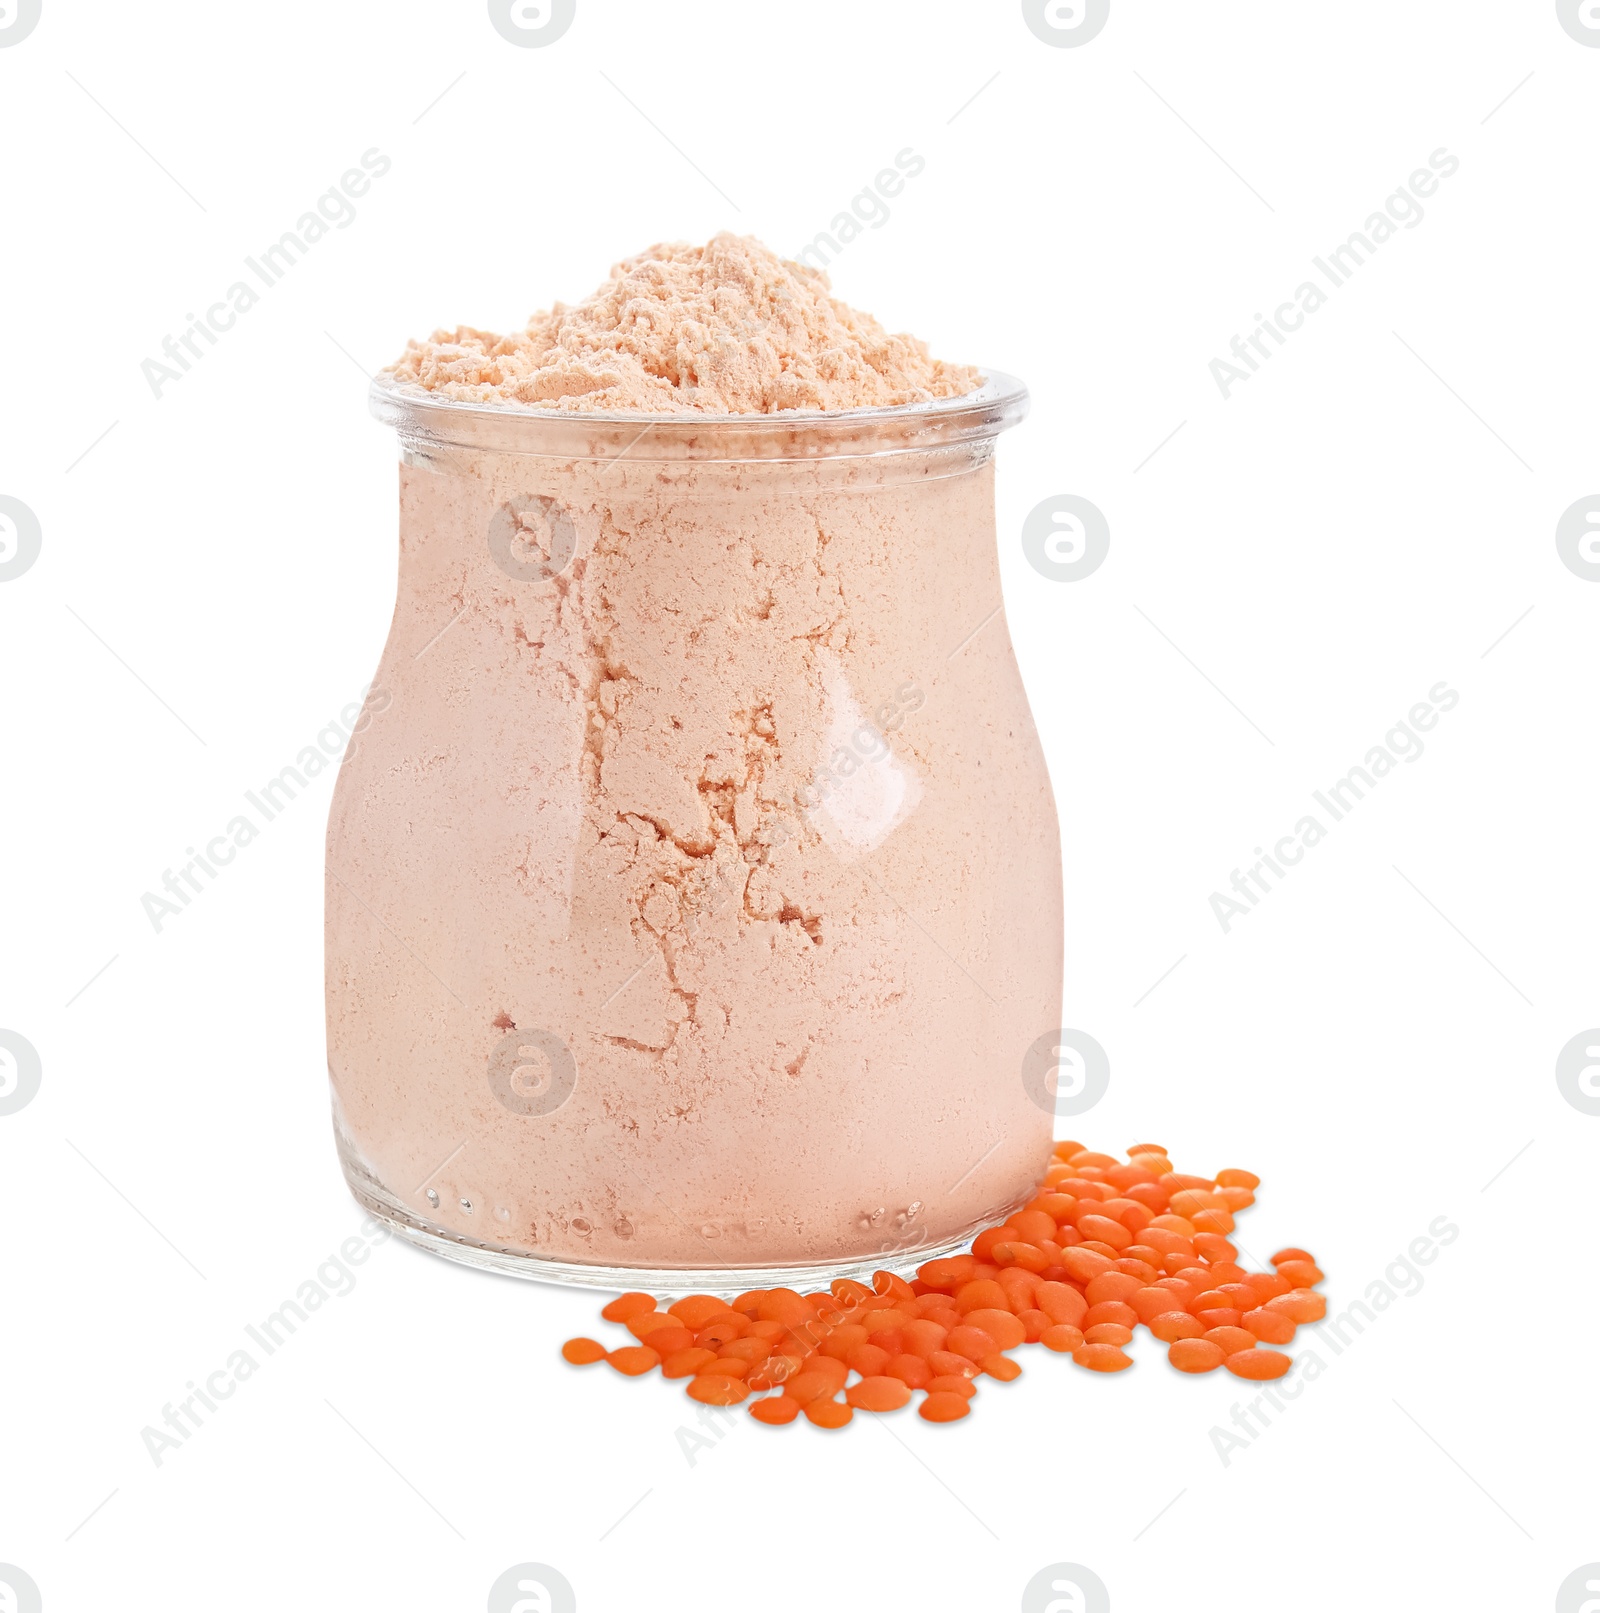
331,235,1054,1277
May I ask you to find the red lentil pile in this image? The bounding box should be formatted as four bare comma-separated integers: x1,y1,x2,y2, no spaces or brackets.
560,1141,1326,1426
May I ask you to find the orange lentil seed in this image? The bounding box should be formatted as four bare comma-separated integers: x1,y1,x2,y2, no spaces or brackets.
694,1317,747,1349
600,1292,659,1323
1266,1290,1327,1323
847,1376,913,1412
687,1374,750,1405
661,1347,719,1379
1226,1349,1292,1380
1203,1326,1257,1356
606,1346,661,1376
887,1353,933,1389
1168,1338,1226,1373
804,1397,853,1428
944,1325,999,1363
1195,1309,1242,1331
637,1326,695,1356
1073,1343,1133,1372
1041,1323,1086,1353
695,1358,750,1381
1148,1312,1205,1343
561,1337,607,1365
746,1355,804,1391
627,1311,684,1342
1084,1300,1139,1330
927,1350,981,1379
919,1391,972,1422
925,1374,978,1400
669,1294,735,1328
963,1309,1028,1351
1242,1307,1296,1344
783,1369,841,1406
1016,1308,1051,1344
750,1395,800,1424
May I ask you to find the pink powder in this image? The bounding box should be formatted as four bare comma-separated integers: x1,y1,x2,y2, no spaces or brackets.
387,232,981,415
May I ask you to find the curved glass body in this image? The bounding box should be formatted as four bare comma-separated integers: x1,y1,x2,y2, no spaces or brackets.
327,372,1062,1289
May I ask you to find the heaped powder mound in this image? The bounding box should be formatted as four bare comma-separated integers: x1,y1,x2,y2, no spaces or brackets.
387,232,982,414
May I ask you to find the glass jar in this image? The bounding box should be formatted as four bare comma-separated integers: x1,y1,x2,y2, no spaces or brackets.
327,371,1061,1290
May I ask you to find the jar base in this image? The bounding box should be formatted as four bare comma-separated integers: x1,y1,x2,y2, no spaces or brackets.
338,1135,1029,1296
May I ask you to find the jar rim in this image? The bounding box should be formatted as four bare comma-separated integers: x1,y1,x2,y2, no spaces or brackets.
369,368,1029,462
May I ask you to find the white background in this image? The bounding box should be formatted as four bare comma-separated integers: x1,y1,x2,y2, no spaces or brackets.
2,2,1597,1609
